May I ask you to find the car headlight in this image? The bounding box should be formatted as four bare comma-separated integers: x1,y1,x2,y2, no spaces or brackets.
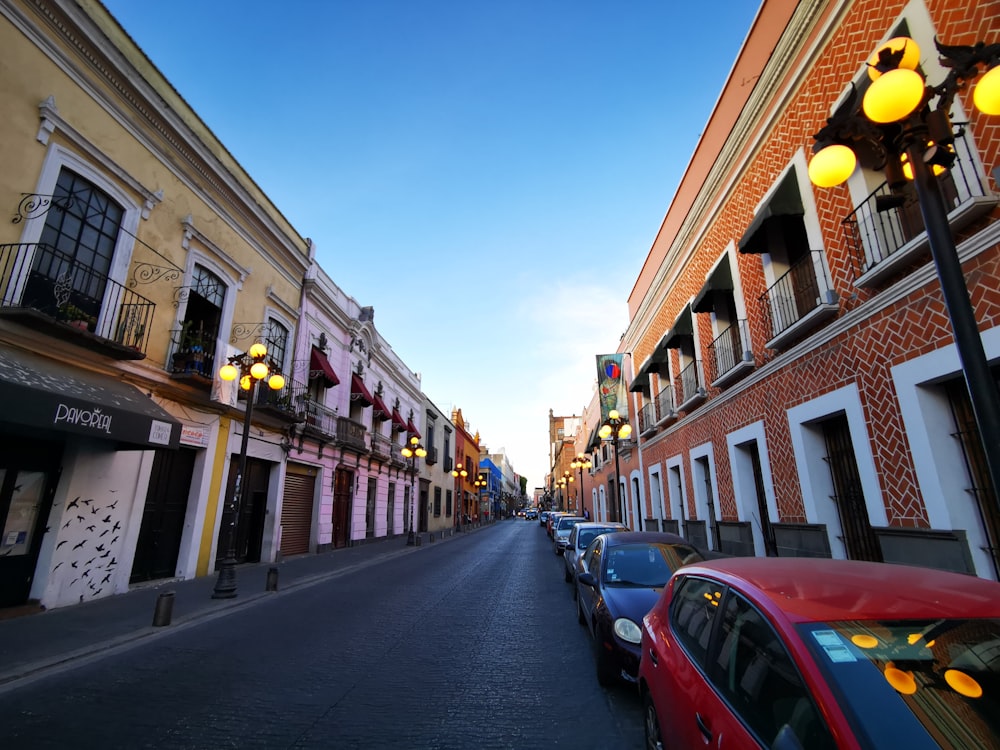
613,617,642,644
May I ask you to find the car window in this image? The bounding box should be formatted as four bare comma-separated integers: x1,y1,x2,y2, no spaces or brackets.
670,575,723,669
713,594,835,750
581,537,603,573
558,517,581,530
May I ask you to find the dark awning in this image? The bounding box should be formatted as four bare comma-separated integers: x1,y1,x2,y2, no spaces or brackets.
309,346,339,388
350,373,374,407
630,345,669,393
372,393,392,421
586,425,600,452
391,407,407,431
662,307,694,349
692,259,734,313
406,418,421,438
738,171,805,254
0,347,180,449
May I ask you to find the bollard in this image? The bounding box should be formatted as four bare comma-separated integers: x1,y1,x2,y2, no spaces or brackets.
266,566,279,592
152,591,175,627
415,534,422,546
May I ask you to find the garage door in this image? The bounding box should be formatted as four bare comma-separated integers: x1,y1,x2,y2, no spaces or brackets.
280,465,316,557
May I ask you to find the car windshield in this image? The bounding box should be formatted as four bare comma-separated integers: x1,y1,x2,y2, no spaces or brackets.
603,543,703,587
798,618,1000,749
557,517,581,530
577,527,618,548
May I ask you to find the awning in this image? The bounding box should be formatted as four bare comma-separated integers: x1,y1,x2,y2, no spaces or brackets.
391,407,407,431
692,259,734,313
350,373,374,407
371,393,392,421
738,171,804,255
309,346,339,387
0,347,180,449
662,307,694,349
586,425,600,452
406,418,421,438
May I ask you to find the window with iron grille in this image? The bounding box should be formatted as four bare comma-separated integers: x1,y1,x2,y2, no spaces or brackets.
434,486,442,517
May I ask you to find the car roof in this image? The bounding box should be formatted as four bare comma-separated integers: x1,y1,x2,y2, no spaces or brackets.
573,522,625,530
601,531,691,547
677,557,1000,622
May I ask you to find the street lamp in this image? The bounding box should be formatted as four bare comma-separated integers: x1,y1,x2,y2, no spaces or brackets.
402,435,426,545
807,36,1000,534
475,471,488,523
213,342,285,599
599,409,632,524
562,470,575,512
451,461,469,529
570,453,592,515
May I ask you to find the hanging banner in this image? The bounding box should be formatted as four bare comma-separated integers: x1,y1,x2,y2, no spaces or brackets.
596,354,627,423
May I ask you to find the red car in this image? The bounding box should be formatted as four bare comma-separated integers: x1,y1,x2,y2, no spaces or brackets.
639,558,1000,749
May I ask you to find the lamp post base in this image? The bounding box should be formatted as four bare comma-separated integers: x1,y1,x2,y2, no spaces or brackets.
211,559,238,599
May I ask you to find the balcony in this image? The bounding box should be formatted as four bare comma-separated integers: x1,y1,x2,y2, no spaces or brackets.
371,432,393,461
675,360,706,413
336,416,367,453
425,445,439,465
0,242,155,359
298,394,338,437
844,128,997,288
654,384,677,426
247,377,301,423
760,252,838,350
708,319,754,388
167,324,218,387
638,399,659,434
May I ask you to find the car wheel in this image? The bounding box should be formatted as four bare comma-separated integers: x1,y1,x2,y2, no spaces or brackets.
595,633,617,687
643,691,665,750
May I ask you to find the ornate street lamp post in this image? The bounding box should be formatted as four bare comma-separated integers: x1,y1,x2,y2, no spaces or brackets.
402,435,426,545
475,471,488,523
599,409,632,524
807,36,1000,567
570,453,592,516
451,461,469,529
213,342,285,599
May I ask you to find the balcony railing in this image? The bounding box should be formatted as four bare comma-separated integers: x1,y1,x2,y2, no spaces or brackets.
759,251,838,348
0,242,155,357
708,319,754,387
246,377,300,421
371,432,393,460
655,384,677,425
298,393,338,437
676,360,706,412
638,399,659,433
843,127,995,288
336,416,367,452
425,445,439,465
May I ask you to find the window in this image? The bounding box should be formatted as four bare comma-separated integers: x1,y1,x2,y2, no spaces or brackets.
386,482,396,535
580,535,604,575
173,263,224,375
433,486,442,517
446,489,453,517
266,319,289,372
713,594,833,749
669,575,722,667
365,477,377,539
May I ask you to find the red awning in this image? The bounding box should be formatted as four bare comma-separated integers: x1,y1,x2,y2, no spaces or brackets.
371,393,392,420
391,408,407,431
309,346,339,387
406,418,421,438
350,373,374,407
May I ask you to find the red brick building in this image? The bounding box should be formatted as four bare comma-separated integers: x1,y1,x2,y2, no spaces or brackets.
623,0,1000,578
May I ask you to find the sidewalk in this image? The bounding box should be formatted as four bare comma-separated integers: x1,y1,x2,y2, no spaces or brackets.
0,524,489,691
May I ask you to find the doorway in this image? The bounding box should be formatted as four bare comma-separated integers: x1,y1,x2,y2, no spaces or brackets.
332,468,353,548
131,447,196,583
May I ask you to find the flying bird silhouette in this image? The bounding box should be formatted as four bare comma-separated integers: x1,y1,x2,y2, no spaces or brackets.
101,515,112,524
86,525,95,532
72,540,86,550
56,540,68,549
67,497,80,509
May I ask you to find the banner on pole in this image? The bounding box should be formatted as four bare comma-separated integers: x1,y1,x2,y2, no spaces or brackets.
596,354,627,424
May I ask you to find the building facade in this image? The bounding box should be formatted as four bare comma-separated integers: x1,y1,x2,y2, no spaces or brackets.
624,0,1000,578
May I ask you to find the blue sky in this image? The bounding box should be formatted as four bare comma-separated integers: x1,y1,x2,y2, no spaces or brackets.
101,0,761,489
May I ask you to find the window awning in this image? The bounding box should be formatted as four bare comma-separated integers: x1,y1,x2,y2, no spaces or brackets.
630,345,670,393
309,346,339,387
0,347,180,449
586,425,600,452
662,307,694,349
372,393,392,421
406,418,421,438
391,407,407,431
738,171,805,255
350,373,374,407
692,259,734,313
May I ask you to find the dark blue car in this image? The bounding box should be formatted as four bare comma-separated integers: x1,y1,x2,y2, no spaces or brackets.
575,531,705,686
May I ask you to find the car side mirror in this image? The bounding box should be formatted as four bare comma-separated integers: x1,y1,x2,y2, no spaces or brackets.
578,572,597,588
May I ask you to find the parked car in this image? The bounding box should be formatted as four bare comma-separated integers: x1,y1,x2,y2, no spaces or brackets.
575,531,705,686
525,508,538,520
562,522,627,584
552,515,586,555
639,557,1000,750
547,512,568,538
539,510,550,527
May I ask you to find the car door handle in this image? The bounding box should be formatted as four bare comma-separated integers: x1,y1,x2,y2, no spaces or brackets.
647,648,658,667
696,713,712,742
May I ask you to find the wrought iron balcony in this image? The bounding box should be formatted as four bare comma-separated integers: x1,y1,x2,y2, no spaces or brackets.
676,360,706,412
167,323,218,385
759,252,838,349
638,399,659,434
336,416,367,453
425,445,439,465
0,242,154,358
843,127,996,288
246,377,301,422
708,319,754,388
371,432,393,460
297,392,338,437
655,384,677,425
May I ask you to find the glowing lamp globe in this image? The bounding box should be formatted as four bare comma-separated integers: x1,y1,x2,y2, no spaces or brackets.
619,423,633,439
416,446,427,458
268,373,285,390
866,37,920,80
808,144,857,187
240,375,252,391
249,342,267,358
974,65,1000,115
401,446,414,458
598,425,612,439
863,68,925,123
250,361,269,380
608,409,620,421
219,363,239,381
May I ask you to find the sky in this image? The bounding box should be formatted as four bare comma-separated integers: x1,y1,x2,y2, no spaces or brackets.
100,0,762,490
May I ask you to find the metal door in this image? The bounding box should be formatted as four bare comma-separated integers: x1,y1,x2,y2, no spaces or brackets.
131,447,196,583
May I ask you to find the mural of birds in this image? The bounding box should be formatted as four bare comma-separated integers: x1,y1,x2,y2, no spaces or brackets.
67,497,80,509
101,515,112,524
86,525,95,532
112,521,121,533
101,573,111,584
72,540,86,550
95,544,106,553
56,540,68,549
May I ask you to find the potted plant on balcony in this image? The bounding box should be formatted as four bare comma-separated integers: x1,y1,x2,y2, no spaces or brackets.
171,321,207,374
60,303,95,332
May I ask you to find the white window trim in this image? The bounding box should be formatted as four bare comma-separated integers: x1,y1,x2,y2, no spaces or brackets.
689,443,721,551
727,421,778,556
666,455,686,525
